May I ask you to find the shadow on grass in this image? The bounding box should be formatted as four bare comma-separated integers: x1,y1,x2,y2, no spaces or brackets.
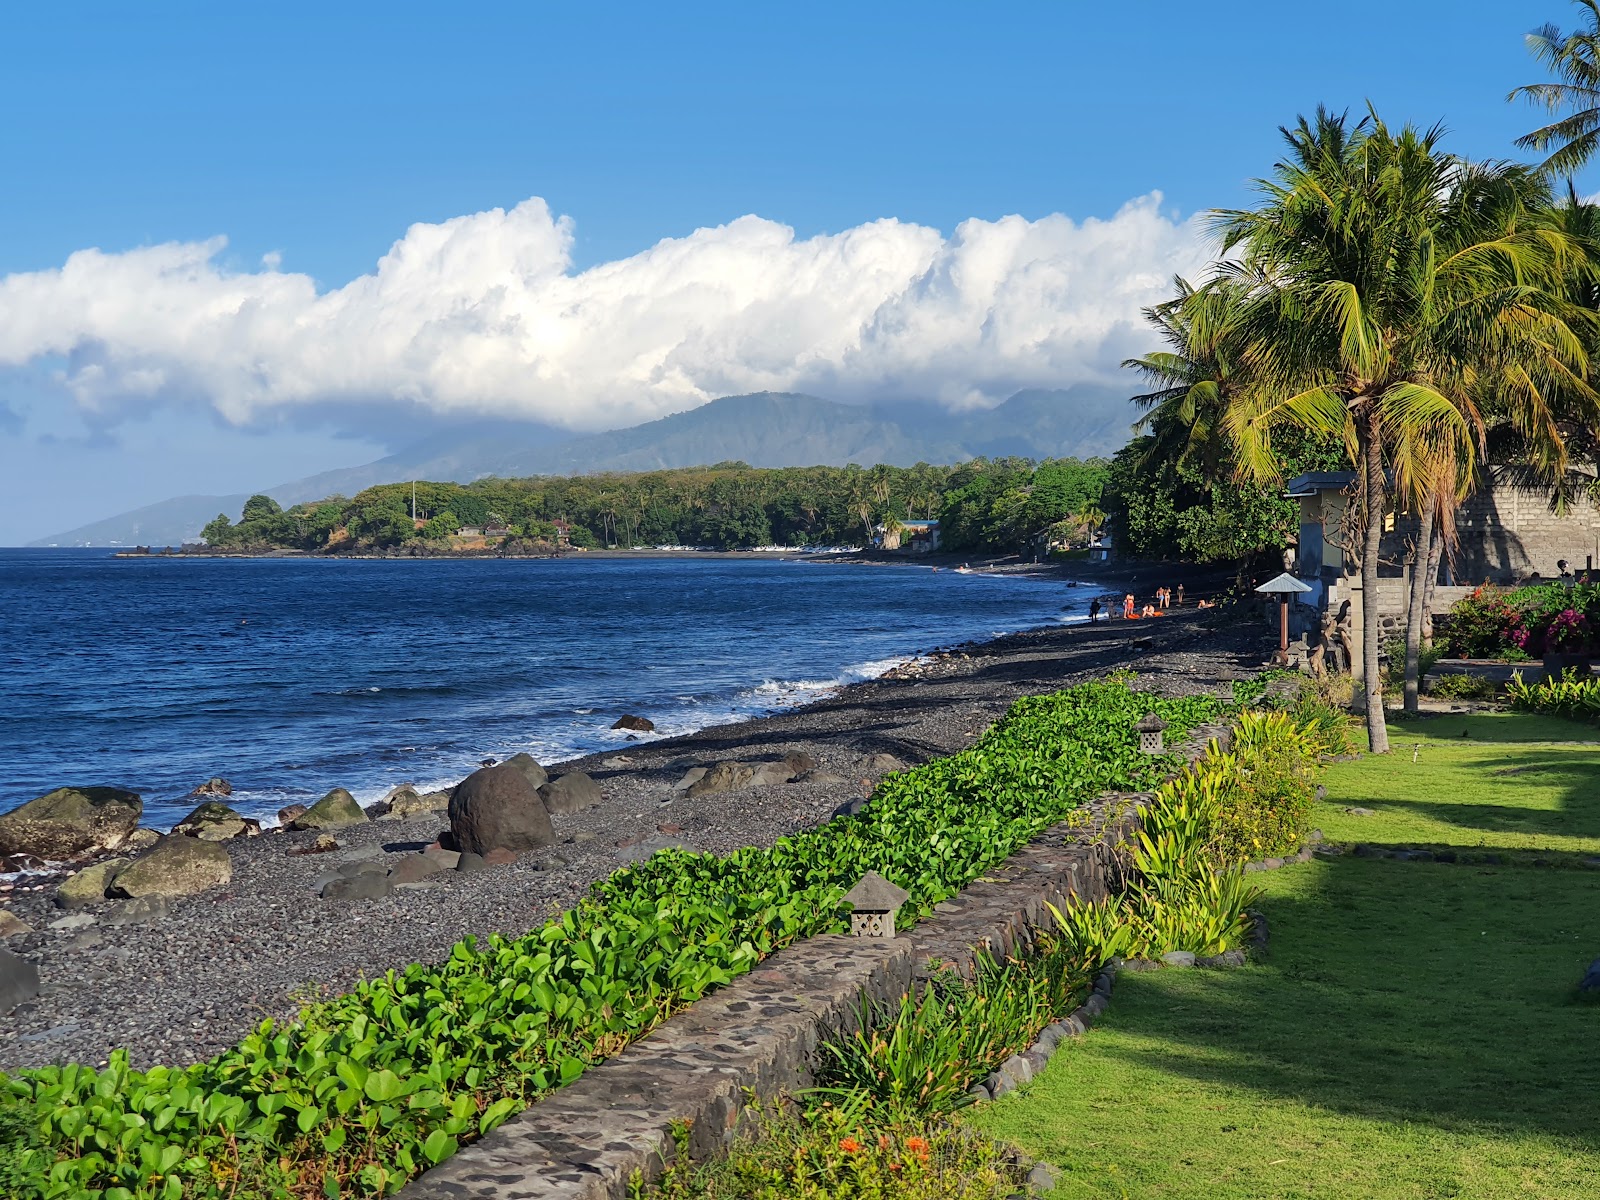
1083,858,1600,1150
1330,748,1600,845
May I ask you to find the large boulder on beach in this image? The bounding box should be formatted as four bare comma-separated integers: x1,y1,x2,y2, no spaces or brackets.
538,772,603,815
503,753,549,791
687,761,756,798
0,948,40,1013
0,786,143,860
611,714,655,732
55,858,129,909
287,788,368,831
109,837,231,899
449,763,555,855
172,801,258,841
0,910,32,939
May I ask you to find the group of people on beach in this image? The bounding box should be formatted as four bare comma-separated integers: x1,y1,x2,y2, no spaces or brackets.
1087,583,1192,623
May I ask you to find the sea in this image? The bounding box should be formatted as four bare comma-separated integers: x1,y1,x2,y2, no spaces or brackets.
0,550,1089,829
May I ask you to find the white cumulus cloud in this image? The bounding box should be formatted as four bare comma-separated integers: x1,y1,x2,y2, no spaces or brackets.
0,195,1208,431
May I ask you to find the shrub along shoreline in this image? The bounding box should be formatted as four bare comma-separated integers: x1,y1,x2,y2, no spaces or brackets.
3,675,1290,1200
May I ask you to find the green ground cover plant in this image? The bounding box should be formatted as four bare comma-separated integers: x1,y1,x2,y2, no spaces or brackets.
971,858,1600,1200
0,677,1244,1200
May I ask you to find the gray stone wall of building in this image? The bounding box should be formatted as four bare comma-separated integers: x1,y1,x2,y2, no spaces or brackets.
1383,486,1600,586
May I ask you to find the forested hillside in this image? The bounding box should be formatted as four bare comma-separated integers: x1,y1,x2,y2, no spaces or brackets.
197,458,1112,554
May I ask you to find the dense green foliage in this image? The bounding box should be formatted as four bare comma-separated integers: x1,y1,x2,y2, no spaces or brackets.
197,458,1109,554
0,677,1235,1199
1104,430,1343,564
1506,669,1600,721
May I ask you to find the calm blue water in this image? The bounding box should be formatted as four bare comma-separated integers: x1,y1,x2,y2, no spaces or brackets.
0,550,1085,828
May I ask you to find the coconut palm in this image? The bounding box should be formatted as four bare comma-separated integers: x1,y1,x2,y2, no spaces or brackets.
1124,275,1256,477
1213,107,1595,752
1509,0,1600,179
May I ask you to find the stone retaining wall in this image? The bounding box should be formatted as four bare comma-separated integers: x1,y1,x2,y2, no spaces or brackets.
398,803,1136,1199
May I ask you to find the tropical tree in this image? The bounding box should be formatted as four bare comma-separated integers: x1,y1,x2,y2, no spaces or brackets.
1510,0,1600,178
1212,107,1595,752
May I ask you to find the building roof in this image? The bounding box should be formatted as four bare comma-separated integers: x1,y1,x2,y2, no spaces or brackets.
1285,471,1358,497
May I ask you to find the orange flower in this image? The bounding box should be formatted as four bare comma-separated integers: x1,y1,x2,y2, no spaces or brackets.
878,1134,891,1151
905,1135,930,1161
839,1137,862,1154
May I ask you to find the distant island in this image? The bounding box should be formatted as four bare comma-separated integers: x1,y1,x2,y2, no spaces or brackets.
160,458,1114,558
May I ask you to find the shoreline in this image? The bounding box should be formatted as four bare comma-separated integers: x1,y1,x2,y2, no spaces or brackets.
0,605,1271,1073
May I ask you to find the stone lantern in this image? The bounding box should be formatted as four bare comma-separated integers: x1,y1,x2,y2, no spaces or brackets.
1134,712,1168,755
843,870,910,938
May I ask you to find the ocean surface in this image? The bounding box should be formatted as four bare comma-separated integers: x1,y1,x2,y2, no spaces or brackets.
0,550,1088,829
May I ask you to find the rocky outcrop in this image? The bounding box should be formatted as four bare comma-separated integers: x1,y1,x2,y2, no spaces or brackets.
799,769,849,786
448,764,556,855
381,785,451,820
172,801,258,841
0,787,143,859
0,947,40,1013
123,828,163,852
188,777,233,797
55,858,130,909
784,751,818,776
0,910,34,939
503,753,549,791
276,804,308,827
538,772,603,815
109,837,231,898
287,788,368,831
859,752,907,774
747,762,795,787
611,715,655,732
686,761,757,798
387,854,446,886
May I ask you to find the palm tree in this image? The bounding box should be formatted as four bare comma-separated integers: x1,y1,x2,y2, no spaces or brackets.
1213,107,1594,752
1124,275,1256,477
854,498,874,546
1509,0,1600,179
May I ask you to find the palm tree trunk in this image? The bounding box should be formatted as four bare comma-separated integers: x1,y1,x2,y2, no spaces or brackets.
1359,409,1390,753
1402,493,1436,715
1421,517,1445,643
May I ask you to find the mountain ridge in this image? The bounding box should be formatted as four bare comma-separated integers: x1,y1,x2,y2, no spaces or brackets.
30,389,1136,546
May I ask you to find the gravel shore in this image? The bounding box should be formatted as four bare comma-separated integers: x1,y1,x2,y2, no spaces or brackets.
0,605,1269,1073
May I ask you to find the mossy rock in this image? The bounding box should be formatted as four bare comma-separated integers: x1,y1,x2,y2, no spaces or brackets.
287,788,368,831
172,801,253,841
0,787,142,859
55,858,130,910
109,837,231,899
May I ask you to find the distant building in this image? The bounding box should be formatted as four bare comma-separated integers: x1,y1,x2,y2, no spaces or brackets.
876,519,941,554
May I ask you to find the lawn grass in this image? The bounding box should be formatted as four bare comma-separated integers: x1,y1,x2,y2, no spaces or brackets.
1382,710,1600,744
970,710,1600,1199
971,860,1600,1199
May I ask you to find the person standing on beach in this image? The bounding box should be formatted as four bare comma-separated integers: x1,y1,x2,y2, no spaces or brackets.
1089,598,1102,624
1176,583,1185,607
1123,593,1135,620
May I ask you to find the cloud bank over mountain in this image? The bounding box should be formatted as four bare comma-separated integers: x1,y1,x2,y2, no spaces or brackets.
0,196,1206,433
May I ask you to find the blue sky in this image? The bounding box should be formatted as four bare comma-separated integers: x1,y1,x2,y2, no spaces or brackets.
0,0,1575,543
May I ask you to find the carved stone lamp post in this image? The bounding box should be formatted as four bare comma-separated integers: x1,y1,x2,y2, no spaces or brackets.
844,870,910,938
1134,712,1168,755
